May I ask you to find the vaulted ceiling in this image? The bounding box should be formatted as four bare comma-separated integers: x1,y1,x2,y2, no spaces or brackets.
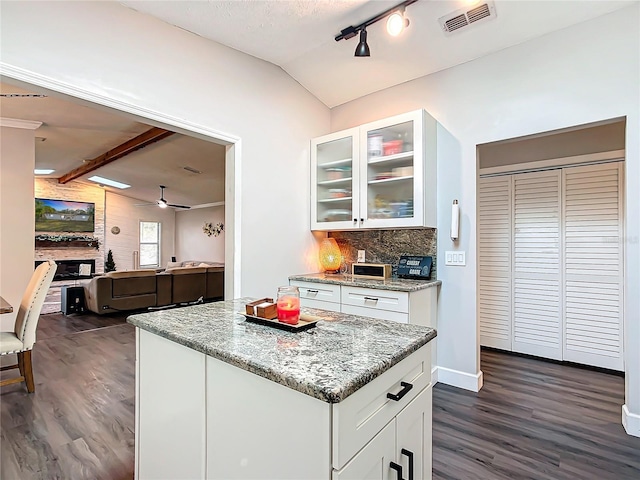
1,0,633,206
121,0,635,107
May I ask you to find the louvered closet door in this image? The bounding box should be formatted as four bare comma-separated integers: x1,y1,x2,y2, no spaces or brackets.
478,176,512,350
563,163,623,371
512,170,562,360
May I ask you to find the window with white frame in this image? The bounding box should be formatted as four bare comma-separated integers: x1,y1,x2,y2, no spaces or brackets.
139,221,161,268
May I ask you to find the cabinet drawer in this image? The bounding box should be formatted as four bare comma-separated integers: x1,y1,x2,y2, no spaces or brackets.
300,297,341,313
291,281,341,304
341,286,409,313
341,304,408,323
332,343,431,470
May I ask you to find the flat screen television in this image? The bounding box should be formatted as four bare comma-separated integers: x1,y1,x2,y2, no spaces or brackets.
35,198,95,232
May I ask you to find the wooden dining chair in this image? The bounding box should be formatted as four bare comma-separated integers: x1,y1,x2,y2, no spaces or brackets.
0,259,56,393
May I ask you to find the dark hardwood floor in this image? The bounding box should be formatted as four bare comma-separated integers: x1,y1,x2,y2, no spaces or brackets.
2,312,639,479
1,312,134,480
433,349,640,480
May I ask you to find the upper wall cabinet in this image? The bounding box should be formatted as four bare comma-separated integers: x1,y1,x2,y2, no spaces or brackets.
311,110,436,231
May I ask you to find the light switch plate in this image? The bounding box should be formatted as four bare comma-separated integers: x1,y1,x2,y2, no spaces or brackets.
445,251,466,266
357,250,366,263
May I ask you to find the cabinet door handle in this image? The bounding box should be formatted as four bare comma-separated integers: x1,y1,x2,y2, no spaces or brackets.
401,449,414,480
389,462,404,480
360,218,364,223
307,289,319,294
363,296,379,302
353,218,358,223
387,381,413,401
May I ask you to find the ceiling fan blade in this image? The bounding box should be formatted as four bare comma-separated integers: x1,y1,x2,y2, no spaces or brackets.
167,203,191,209
134,202,156,207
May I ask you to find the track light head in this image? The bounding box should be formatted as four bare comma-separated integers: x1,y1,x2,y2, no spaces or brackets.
354,29,370,57
387,8,409,36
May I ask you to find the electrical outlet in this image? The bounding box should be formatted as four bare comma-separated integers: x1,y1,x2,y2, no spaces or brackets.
357,250,366,263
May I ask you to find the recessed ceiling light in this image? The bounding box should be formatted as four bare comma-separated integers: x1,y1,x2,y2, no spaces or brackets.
34,169,55,175
88,175,131,189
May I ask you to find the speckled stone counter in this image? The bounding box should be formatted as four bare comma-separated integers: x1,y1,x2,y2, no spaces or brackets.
289,272,441,292
127,298,436,403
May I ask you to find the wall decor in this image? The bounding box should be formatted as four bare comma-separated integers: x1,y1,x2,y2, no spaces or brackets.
203,222,224,237
111,226,121,235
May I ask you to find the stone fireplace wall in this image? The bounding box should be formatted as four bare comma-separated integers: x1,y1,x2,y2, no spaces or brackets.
34,178,106,273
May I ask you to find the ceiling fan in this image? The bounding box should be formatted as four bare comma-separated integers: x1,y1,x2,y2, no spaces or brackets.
135,185,191,209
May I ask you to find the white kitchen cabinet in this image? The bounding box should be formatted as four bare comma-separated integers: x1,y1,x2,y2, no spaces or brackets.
311,110,437,231
333,421,396,480
135,327,433,480
291,278,438,379
334,386,432,480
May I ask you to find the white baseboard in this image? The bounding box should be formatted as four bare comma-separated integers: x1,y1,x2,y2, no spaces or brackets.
434,366,483,392
622,404,640,437
431,366,438,385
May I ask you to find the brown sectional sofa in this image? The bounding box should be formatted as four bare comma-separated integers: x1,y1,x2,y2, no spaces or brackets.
84,264,224,315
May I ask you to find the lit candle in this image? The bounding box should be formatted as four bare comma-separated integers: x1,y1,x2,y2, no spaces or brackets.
277,295,300,325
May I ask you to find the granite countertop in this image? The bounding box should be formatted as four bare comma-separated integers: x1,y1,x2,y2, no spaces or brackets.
289,273,441,292
127,298,436,403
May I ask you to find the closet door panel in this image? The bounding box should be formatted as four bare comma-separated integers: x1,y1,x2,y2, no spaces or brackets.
563,163,623,371
512,170,562,360
478,176,512,350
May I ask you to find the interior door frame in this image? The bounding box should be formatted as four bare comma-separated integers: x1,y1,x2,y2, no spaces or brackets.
1,65,242,299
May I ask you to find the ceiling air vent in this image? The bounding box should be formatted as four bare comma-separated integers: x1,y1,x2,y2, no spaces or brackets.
439,1,497,35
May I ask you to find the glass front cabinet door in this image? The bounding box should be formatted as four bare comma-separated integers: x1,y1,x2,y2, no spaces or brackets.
311,127,360,230
311,110,436,231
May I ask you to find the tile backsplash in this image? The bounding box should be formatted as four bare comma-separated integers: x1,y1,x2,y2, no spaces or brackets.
329,228,437,279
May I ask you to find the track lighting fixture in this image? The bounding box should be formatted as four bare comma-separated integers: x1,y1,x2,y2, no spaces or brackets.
335,0,417,57
354,29,370,57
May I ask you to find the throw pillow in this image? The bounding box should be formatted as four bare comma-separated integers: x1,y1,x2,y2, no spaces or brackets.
166,261,181,270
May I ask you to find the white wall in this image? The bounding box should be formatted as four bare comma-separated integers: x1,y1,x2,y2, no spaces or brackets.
0,1,330,300
331,4,640,427
0,124,37,330
175,206,225,263
105,192,176,271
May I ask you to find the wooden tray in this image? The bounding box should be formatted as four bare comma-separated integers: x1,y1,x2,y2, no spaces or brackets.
243,314,321,332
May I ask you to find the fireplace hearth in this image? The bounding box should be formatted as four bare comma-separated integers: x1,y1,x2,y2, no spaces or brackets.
36,259,96,281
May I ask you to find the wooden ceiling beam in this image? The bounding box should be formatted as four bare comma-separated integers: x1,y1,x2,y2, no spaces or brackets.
58,127,175,184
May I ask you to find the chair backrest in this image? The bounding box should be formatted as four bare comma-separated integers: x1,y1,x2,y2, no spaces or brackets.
14,260,56,350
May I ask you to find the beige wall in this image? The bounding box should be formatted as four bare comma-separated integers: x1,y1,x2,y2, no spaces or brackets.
0,125,36,330
105,191,176,271
331,5,640,425
478,119,626,169
175,206,225,263
1,0,329,300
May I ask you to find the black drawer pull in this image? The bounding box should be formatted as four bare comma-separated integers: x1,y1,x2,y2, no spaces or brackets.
390,462,404,480
401,449,414,480
363,296,379,302
307,289,319,294
387,381,413,401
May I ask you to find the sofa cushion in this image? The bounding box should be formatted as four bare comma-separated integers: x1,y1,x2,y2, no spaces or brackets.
113,276,157,297
167,266,207,275
106,269,157,279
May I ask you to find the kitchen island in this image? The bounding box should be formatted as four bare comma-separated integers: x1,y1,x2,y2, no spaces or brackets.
128,298,436,480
